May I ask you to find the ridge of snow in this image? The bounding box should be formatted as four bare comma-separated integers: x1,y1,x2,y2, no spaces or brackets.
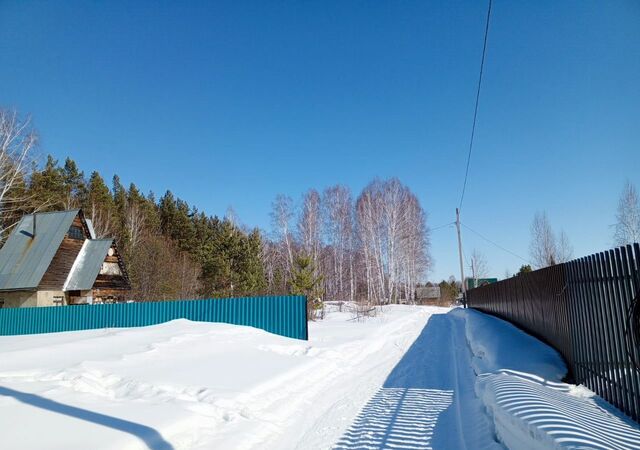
453,308,640,450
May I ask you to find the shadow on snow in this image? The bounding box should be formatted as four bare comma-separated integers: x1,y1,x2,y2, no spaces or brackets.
0,386,174,450
333,312,498,450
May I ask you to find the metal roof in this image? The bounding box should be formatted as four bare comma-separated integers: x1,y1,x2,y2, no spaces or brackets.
64,239,113,291
85,219,97,239
0,210,80,291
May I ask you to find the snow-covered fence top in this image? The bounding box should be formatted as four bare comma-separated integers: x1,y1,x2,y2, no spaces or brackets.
468,243,640,423
0,295,309,340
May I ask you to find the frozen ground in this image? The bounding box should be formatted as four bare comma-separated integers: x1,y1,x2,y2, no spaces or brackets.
1,305,639,450
455,308,640,450
0,305,442,450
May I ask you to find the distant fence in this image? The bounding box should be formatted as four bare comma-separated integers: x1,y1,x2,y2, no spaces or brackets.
0,295,308,340
468,244,640,423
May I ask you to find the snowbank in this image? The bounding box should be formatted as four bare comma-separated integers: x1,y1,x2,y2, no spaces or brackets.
451,308,567,380
453,308,640,450
0,305,442,449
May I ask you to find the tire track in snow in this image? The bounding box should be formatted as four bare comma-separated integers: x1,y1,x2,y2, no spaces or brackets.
333,313,503,450
191,307,436,450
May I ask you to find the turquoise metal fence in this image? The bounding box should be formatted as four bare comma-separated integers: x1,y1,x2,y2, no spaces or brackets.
0,296,308,340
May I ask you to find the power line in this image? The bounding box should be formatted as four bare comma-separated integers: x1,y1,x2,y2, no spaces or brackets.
461,222,530,264
459,0,493,211
431,222,455,232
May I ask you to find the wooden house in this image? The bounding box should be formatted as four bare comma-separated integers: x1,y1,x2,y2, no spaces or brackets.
0,209,131,308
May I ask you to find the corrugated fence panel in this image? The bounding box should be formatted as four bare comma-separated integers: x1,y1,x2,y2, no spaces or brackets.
0,295,308,340
467,244,640,423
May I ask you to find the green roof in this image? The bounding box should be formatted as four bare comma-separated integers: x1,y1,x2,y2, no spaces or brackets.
0,210,80,290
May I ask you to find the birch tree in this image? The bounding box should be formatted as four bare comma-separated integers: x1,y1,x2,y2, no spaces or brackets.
556,230,573,263
356,181,386,302
270,194,295,283
530,211,558,268
396,189,430,302
469,249,490,281
614,181,640,246
356,178,430,304
0,109,37,237
298,189,322,278
322,185,354,302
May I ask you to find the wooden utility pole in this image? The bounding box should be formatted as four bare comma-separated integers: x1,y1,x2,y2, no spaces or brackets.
455,208,466,306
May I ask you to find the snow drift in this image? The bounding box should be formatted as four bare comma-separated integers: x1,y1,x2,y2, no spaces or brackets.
453,308,640,450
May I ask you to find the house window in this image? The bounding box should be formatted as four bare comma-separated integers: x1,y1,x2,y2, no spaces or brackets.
68,225,84,240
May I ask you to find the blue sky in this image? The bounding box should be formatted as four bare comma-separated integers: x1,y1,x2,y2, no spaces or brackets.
1,0,639,281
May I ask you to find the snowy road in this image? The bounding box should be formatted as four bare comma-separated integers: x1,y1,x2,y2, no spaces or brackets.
334,312,502,450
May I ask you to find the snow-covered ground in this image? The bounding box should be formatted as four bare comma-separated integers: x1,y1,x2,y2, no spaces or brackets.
2,305,639,450
455,308,640,450
0,305,441,450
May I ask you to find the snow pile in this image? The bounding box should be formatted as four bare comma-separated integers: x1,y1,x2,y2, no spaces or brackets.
0,305,441,450
453,308,567,380
453,308,640,450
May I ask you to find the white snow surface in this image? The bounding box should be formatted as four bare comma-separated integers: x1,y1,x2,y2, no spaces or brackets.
3,305,639,450
453,308,640,450
453,308,567,380
0,305,447,450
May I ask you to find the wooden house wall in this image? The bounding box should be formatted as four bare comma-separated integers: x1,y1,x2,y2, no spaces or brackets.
93,246,131,300
38,215,87,290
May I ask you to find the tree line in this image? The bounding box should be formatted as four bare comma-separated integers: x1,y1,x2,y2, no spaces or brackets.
0,109,431,304
265,178,431,305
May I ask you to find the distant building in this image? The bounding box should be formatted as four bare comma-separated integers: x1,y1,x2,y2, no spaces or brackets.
465,277,498,291
0,209,131,308
416,286,441,300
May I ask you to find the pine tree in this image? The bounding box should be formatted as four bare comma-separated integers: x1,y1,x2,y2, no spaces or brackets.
85,171,114,237
29,155,65,210
112,175,129,251
61,157,86,209
290,253,323,318
518,264,533,274
159,191,178,236
290,254,322,299
243,228,267,294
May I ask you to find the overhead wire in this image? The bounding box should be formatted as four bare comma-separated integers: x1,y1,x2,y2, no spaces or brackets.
458,0,493,211
461,222,530,264
431,222,455,232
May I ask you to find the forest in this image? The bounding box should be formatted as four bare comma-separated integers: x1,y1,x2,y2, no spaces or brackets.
0,109,431,305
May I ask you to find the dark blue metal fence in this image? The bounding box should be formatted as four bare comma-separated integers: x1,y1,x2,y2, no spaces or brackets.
0,295,308,340
467,244,640,423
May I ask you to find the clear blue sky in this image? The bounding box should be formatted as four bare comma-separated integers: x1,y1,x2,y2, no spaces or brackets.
1,1,639,281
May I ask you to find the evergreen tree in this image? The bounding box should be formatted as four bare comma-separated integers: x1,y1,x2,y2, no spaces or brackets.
61,157,86,209
112,175,129,250
159,191,178,236
85,171,114,237
438,279,459,303
143,191,161,234
290,254,323,299
20,154,273,302
290,253,323,318
242,228,267,294
29,155,65,210
518,264,533,274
